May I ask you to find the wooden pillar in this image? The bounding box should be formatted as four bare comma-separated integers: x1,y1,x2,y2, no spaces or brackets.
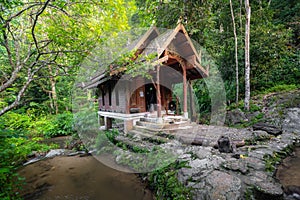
125,80,130,114
104,117,112,130
124,119,133,133
156,65,162,120
183,64,188,119
188,80,196,122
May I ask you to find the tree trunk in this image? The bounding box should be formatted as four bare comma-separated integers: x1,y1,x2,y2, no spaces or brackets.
48,65,58,114
0,77,33,116
240,0,243,34
244,0,251,111
230,0,239,104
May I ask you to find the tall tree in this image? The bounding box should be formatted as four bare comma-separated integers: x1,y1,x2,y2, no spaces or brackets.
0,0,136,116
229,0,239,104
244,0,251,111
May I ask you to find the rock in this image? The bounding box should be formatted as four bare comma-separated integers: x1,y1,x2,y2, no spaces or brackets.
195,147,212,159
67,151,87,156
218,136,232,153
232,140,246,147
227,108,247,125
65,139,84,150
222,159,248,174
23,157,43,166
246,157,265,170
253,181,283,200
284,185,300,198
246,111,262,122
253,122,282,136
282,108,300,134
45,149,66,158
246,171,270,185
206,171,241,200
252,130,272,141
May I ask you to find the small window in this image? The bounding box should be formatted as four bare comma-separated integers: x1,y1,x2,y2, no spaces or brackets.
102,89,105,106
115,87,119,106
109,86,112,106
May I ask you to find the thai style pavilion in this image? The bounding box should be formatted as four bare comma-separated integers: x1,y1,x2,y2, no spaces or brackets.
83,23,209,132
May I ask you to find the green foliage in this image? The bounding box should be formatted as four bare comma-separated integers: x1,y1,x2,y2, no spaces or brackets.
2,110,75,138
2,112,32,132
148,161,192,200
104,129,120,143
259,84,298,95
94,129,120,153
33,112,75,138
0,0,137,117
0,129,51,199
228,99,261,113
125,52,158,79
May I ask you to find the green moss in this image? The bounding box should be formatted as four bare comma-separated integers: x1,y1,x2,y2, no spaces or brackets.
244,187,255,200
263,145,294,172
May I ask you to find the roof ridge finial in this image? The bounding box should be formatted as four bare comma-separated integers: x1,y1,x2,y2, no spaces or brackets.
177,16,183,24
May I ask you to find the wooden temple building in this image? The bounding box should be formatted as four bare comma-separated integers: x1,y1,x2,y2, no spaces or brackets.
83,24,209,132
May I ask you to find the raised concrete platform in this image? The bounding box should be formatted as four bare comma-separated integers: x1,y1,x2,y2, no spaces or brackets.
98,111,149,133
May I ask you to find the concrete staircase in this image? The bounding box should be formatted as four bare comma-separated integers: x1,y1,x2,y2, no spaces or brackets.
134,115,191,134
114,115,192,151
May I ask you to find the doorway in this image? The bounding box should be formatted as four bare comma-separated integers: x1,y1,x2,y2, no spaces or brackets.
145,84,157,112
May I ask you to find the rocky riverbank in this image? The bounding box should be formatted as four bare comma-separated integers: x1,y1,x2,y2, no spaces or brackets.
106,89,300,200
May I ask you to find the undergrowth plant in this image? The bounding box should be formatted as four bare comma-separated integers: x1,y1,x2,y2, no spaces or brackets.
0,111,68,199
0,129,52,199
148,160,192,200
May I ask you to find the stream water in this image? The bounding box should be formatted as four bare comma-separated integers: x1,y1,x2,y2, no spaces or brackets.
18,155,153,200
17,136,153,199
276,146,300,199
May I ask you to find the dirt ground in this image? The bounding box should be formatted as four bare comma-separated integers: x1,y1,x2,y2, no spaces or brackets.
18,155,153,200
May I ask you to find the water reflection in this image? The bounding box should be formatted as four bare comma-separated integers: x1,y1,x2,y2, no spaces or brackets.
18,156,153,200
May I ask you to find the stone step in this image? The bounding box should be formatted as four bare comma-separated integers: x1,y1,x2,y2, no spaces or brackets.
133,124,179,135
115,134,154,152
140,116,189,124
140,117,158,123
136,120,181,130
128,129,174,143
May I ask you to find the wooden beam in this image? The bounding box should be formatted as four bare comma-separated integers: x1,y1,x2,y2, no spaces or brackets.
133,26,160,51
195,62,209,77
178,24,203,67
151,56,169,66
186,55,196,67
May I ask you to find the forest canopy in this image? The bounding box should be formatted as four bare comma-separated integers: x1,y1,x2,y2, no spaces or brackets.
0,0,299,198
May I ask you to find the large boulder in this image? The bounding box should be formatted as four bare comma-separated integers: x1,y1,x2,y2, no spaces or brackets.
226,108,247,125
217,136,232,153
282,108,300,134
253,122,282,136
206,171,241,200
